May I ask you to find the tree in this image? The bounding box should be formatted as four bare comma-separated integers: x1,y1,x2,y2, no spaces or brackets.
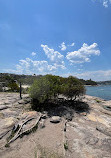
29,76,54,104
45,74,63,98
29,75,86,107
61,76,85,100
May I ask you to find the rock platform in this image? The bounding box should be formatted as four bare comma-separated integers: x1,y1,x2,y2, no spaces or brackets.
0,93,111,158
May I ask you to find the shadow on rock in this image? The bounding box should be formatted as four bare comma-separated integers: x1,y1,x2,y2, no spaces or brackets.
31,99,90,121
74,101,90,113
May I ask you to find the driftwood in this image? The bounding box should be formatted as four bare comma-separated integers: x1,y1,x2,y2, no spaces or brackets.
7,112,42,144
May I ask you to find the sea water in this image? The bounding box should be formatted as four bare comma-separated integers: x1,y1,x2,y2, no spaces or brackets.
85,85,111,100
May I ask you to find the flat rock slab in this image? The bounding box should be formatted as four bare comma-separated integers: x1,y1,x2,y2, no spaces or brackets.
0,118,65,158
96,124,111,137
0,117,17,139
1,109,18,118
65,116,111,158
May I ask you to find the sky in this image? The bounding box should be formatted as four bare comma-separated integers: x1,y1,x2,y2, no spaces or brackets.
0,0,111,81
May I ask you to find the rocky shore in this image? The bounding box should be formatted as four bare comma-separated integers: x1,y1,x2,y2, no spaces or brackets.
0,93,111,158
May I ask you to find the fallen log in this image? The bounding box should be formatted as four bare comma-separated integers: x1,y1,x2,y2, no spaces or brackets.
7,111,42,144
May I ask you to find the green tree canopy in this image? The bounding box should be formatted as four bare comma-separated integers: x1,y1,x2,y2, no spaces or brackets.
29,75,86,104
60,76,85,100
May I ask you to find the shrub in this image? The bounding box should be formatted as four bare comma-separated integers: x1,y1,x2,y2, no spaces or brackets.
29,76,54,104
45,74,63,98
29,75,86,108
61,76,85,100
8,82,19,92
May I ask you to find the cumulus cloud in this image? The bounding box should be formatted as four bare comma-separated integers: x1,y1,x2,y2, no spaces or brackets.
93,0,111,8
62,70,111,81
31,52,36,56
5,58,58,75
75,70,111,81
41,44,65,69
59,42,67,51
5,54,66,75
103,0,108,7
66,43,100,64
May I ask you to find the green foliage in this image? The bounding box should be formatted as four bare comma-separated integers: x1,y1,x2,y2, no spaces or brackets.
45,74,63,98
8,82,19,92
64,142,68,150
96,99,101,103
80,78,97,85
5,143,10,148
29,76,54,104
61,76,85,100
0,73,42,85
29,75,85,107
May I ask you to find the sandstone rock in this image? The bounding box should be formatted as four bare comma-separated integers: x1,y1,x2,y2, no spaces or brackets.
0,105,8,110
0,112,4,119
23,98,31,104
50,116,61,123
39,119,45,128
2,109,18,117
0,117,17,139
96,125,111,137
18,100,25,104
41,114,47,119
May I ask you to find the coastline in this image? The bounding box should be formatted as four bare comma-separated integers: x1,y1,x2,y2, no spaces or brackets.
0,92,111,158
85,84,111,101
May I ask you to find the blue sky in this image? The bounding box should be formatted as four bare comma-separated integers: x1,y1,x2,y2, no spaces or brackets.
0,0,111,81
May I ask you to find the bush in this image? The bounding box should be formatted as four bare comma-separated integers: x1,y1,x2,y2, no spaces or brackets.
29,75,86,108
8,82,19,92
29,76,54,104
61,76,85,100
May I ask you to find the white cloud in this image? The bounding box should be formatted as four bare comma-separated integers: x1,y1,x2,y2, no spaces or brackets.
93,0,111,7
76,70,111,81
5,54,66,75
41,44,65,69
59,42,67,51
66,43,100,64
5,58,58,75
103,0,108,7
31,52,36,56
62,70,111,81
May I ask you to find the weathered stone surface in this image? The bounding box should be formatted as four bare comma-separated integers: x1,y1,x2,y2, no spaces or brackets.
18,100,25,104
50,116,61,123
1,109,18,117
0,105,8,110
96,125,111,137
0,117,17,139
39,119,45,128
0,93,111,158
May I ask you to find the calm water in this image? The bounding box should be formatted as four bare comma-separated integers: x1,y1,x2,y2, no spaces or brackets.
86,85,111,100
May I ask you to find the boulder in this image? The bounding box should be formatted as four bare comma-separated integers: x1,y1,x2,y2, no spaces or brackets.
50,116,61,123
